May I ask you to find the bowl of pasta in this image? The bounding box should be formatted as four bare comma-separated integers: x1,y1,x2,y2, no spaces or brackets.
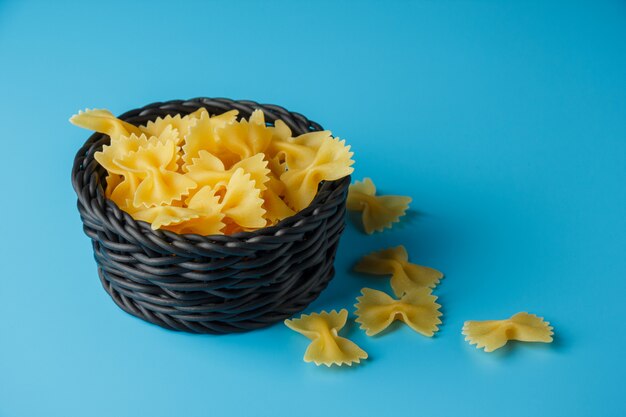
70,98,353,334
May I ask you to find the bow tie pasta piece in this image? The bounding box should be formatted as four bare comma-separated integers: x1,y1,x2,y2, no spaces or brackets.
268,120,334,171
94,133,149,175
99,128,180,209
128,205,201,230
218,168,266,229
462,313,554,352
140,107,205,145
95,126,179,174
163,187,226,235
95,133,153,209
281,137,355,211
181,109,239,169
70,108,143,138
217,109,273,166
355,288,442,336
355,246,443,297
115,140,197,208
347,178,412,234
284,309,368,367
186,151,270,191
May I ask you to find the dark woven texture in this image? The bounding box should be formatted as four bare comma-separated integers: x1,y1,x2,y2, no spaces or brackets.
71,98,350,334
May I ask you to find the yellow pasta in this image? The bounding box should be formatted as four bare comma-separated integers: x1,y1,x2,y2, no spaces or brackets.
268,120,333,171
217,109,273,167
163,187,225,235
71,106,354,235
284,309,368,367
129,205,201,230
140,107,205,145
346,178,411,234
70,108,143,138
262,176,296,224
186,151,270,192
104,173,123,198
94,133,162,209
281,137,354,211
115,140,197,208
94,127,180,206
218,168,266,229
354,288,442,336
354,245,443,297
181,108,239,169
462,313,554,352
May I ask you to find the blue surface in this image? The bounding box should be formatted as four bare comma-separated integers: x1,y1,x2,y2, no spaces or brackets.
1,1,625,416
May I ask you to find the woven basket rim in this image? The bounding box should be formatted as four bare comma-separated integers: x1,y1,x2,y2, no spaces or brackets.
71,97,351,248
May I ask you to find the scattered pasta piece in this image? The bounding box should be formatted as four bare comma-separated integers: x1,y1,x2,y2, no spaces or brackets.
354,245,443,297
346,178,411,234
462,312,554,352
355,288,442,337
70,107,354,235
284,309,368,367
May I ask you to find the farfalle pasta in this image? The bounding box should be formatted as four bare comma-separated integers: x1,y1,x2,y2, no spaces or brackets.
181,108,239,168
281,136,354,211
284,309,368,367
355,288,442,337
347,178,411,234
354,245,443,297
462,312,554,352
70,107,354,235
115,139,196,208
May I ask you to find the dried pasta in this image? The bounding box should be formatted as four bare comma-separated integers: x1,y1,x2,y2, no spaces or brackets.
268,120,332,171
284,309,368,367
354,288,442,336
217,168,266,229
129,205,202,231
281,137,354,211
186,151,270,192
70,106,354,235
140,107,205,145
262,176,296,223
70,109,143,138
462,312,554,352
181,109,239,168
163,187,225,235
346,178,411,234
217,109,273,165
114,140,197,208
354,245,443,297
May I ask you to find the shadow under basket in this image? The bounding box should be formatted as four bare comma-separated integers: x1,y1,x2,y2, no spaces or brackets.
71,98,350,334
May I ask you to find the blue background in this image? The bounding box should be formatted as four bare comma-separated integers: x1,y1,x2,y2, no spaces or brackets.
1,1,625,416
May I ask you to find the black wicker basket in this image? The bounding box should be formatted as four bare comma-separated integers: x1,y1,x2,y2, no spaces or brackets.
71,98,350,334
